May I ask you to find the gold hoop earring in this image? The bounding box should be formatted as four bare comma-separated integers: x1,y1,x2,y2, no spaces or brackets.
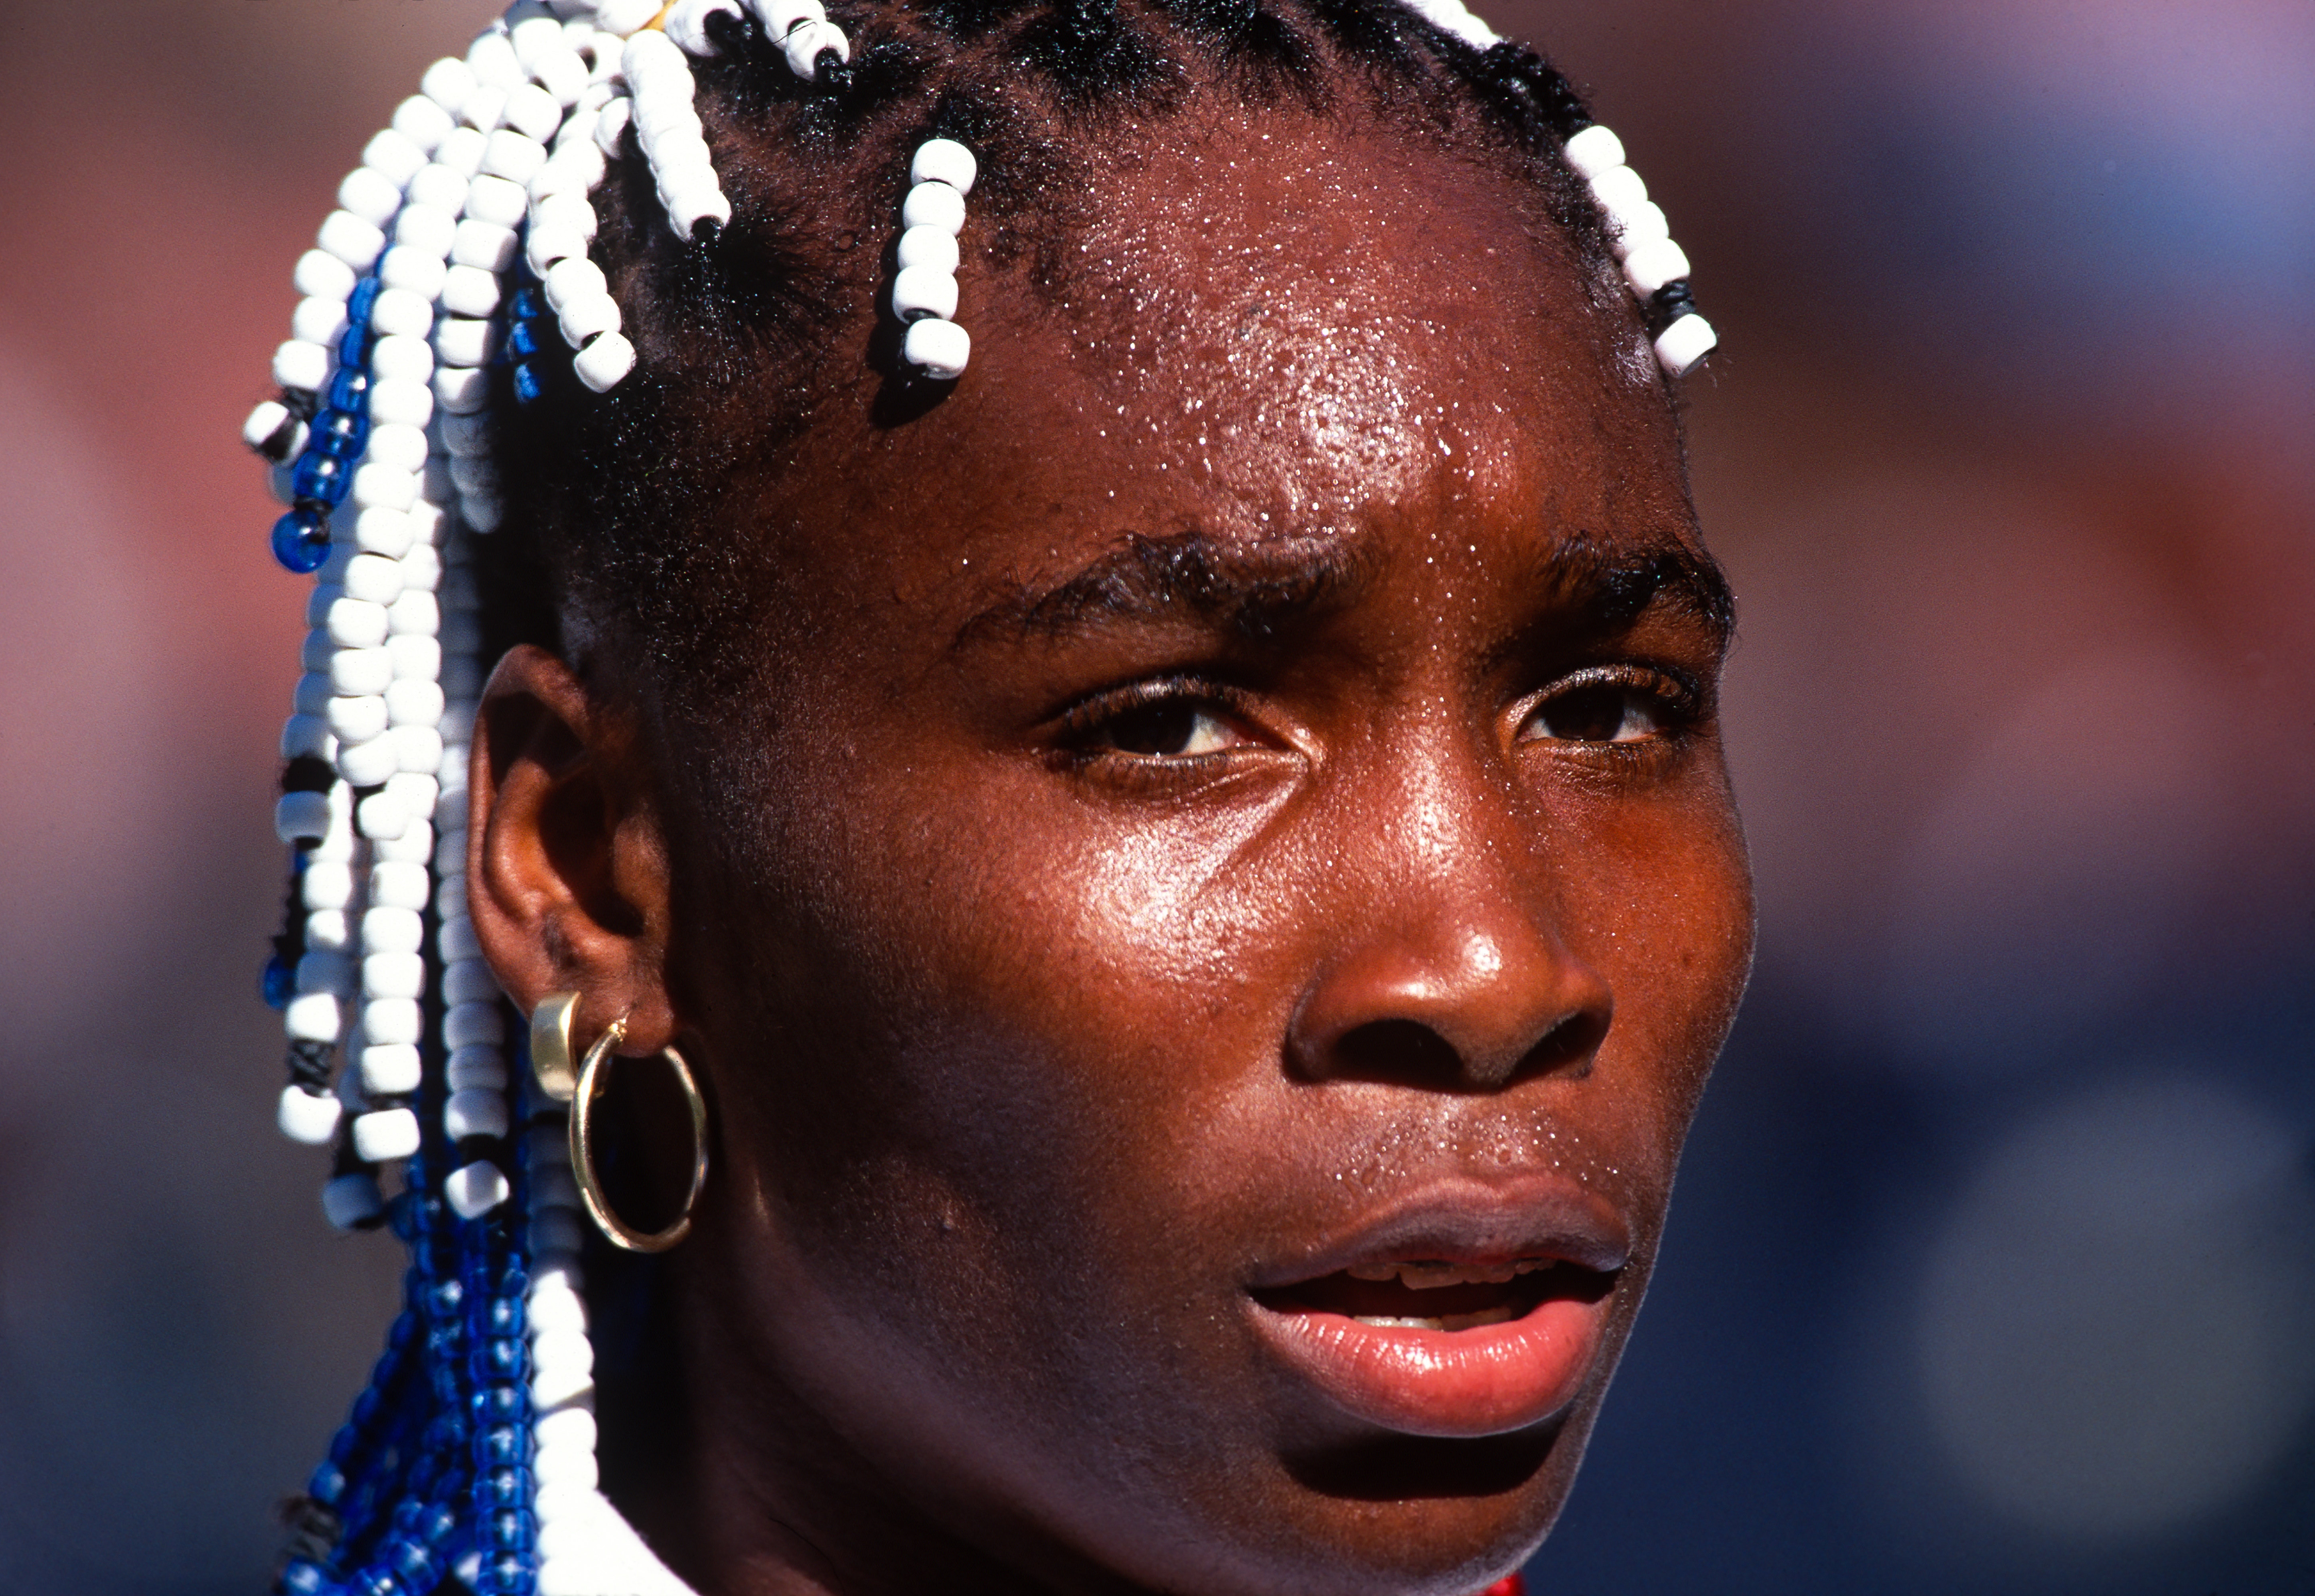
567,1019,710,1254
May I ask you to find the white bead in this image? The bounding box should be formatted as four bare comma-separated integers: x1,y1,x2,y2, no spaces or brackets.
364,906,426,956
407,163,470,215
448,1045,508,1091
446,1160,512,1218
895,224,961,275
1622,237,1691,298
533,1406,597,1454
285,992,343,1043
782,18,848,76
363,425,430,477
338,166,404,227
365,862,427,914
504,82,563,144
460,84,510,136
470,29,526,89
439,915,484,963
452,220,521,275
339,735,401,788
1561,123,1625,180
276,789,332,843
328,693,390,745
558,291,622,347
533,142,605,198
534,1449,599,1496
434,364,491,415
636,97,702,142
901,318,970,380
622,30,689,87
385,676,446,727
442,266,504,320
431,316,495,371
532,1327,595,1378
279,1086,343,1146
1607,201,1670,259
372,334,435,385
572,332,634,392
353,1107,423,1162
282,714,333,760
443,959,496,1005
462,494,505,534
296,949,356,996
352,464,420,513
536,258,601,314
439,409,494,458
594,97,632,158
273,340,331,392
364,951,427,1002
395,724,447,774
1653,313,1716,377
445,1088,510,1140
370,289,430,343
664,182,734,241
302,859,356,911
292,294,350,346
910,138,977,195
531,1205,588,1257
322,1172,386,1230
751,0,823,37
448,457,499,500
294,248,358,302
1587,163,1647,217
470,172,532,226
406,503,446,556
597,0,664,32
393,201,458,259
527,224,590,277
362,128,431,187
389,632,444,683
360,1041,425,1094
666,0,744,53
423,56,480,116
329,646,393,697
534,46,591,108
435,126,490,180
511,14,565,68
318,209,387,270
304,908,351,950
375,805,435,858
446,999,506,1048
370,377,436,429
484,129,549,184
393,94,458,154
901,181,966,235
891,265,958,323
326,597,389,650
364,998,425,1048
389,590,441,638
243,398,290,454
379,245,450,300
340,552,403,606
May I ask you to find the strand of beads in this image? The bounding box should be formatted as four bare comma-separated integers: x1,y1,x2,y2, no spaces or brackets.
526,1097,602,1596
1557,122,1715,376
893,139,976,380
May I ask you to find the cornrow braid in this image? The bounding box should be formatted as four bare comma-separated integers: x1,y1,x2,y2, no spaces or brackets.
241,2,1715,1590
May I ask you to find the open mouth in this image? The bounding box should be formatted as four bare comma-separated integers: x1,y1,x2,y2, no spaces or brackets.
1252,1257,1616,1333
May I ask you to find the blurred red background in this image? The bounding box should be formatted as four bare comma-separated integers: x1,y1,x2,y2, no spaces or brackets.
0,1,2307,1590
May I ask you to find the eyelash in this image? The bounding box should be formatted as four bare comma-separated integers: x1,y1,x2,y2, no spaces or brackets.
1517,664,1703,751
1056,676,1262,768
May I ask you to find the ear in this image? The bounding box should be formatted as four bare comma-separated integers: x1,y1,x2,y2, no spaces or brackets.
467,643,679,1056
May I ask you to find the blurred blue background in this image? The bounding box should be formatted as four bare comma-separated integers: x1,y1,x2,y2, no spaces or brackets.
0,0,2307,1590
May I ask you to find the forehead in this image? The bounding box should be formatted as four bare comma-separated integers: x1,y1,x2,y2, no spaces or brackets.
762,101,1691,623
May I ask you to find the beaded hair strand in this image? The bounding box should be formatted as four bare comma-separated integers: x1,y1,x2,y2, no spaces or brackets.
243,2,1713,1592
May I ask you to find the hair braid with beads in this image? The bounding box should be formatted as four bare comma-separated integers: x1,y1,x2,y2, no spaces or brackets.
244,1,1714,1591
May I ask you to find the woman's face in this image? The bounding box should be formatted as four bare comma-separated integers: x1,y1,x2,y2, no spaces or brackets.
484,108,1751,1596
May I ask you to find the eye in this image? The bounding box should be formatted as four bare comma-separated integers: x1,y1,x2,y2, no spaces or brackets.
1520,670,1690,745
1067,685,1258,759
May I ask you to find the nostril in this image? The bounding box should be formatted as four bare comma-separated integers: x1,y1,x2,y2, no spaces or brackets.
1327,1018,1464,1084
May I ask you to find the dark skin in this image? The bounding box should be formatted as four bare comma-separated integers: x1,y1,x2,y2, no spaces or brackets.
470,104,1752,1596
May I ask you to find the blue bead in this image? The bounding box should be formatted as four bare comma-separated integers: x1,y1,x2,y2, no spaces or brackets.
485,1294,524,1337
353,1566,406,1596
429,1279,465,1318
308,1462,348,1506
508,286,545,321
347,277,381,327
472,1384,523,1425
315,408,369,459
478,1466,524,1508
478,1550,535,1594
326,365,369,415
337,324,374,371
292,452,351,507
512,363,545,406
506,320,544,359
478,1422,532,1467
473,1336,527,1382
418,1502,458,1544
389,1537,438,1582
262,955,294,1009
271,509,331,573
280,1559,331,1596
486,1509,537,1551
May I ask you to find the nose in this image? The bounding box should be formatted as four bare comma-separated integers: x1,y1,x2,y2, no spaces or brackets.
1285,775,1612,1094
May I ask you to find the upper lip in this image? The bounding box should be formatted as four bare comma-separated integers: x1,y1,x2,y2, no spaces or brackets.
1243,1173,1634,1290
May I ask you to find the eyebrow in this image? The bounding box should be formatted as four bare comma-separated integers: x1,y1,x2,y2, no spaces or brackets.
950,526,1734,654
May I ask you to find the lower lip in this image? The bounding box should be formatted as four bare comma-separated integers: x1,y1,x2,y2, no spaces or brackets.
1249,1295,1610,1438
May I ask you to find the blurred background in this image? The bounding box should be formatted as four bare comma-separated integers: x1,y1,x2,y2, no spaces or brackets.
0,0,2307,1590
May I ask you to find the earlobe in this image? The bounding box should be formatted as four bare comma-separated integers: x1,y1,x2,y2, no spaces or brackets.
467,643,679,1058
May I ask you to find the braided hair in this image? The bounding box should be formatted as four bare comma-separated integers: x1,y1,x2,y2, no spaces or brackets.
242,1,1714,1591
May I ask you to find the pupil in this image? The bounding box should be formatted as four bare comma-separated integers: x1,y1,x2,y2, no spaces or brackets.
1111,701,1200,755
1541,686,1627,742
